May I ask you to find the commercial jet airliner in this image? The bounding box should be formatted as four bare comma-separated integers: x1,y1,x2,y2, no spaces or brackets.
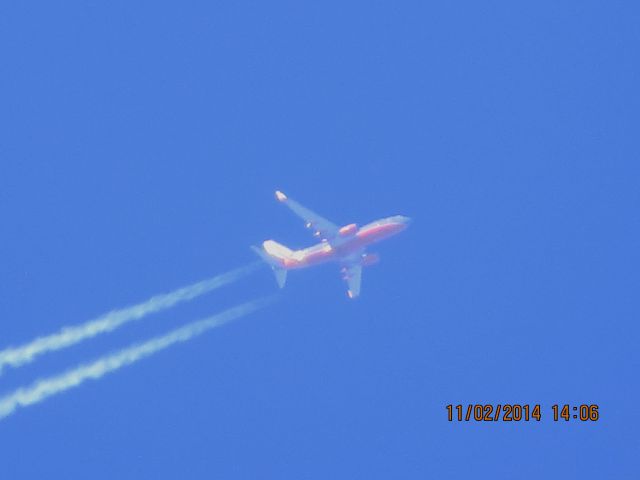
252,191,411,298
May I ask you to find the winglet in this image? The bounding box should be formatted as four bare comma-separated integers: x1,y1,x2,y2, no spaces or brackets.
275,190,287,202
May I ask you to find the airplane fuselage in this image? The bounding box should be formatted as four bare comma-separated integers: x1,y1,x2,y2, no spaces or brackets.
279,215,410,270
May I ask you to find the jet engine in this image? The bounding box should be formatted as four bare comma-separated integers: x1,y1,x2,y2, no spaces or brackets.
339,223,358,236
361,253,380,266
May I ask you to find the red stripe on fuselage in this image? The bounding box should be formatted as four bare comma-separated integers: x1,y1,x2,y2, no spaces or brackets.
357,221,407,244
282,219,407,270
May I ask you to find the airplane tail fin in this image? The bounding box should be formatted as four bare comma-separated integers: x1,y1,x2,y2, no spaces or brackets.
262,240,294,260
251,240,291,288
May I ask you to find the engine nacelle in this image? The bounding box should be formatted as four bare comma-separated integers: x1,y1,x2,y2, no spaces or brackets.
339,223,358,236
361,253,380,266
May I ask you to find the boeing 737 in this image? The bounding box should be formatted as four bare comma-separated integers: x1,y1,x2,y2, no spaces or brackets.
252,191,411,298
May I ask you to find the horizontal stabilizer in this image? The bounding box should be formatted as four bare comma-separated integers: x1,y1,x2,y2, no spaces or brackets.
273,268,287,288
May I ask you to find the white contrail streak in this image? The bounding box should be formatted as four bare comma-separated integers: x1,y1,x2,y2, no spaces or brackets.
0,263,260,375
0,297,274,420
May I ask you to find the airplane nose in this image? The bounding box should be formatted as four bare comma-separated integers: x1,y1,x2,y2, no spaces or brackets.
392,215,411,225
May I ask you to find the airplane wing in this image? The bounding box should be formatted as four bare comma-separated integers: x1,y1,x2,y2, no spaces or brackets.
275,191,340,241
341,263,363,299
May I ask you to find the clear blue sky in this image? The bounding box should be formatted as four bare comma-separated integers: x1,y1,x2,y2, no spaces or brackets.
1,1,638,478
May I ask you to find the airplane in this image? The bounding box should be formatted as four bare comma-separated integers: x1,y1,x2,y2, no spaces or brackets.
252,190,411,298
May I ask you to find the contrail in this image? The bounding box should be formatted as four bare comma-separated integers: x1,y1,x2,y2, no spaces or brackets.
0,263,260,375
0,297,274,420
